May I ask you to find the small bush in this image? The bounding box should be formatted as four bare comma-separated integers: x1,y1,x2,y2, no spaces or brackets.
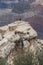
35,46,43,65
13,52,34,65
38,49,43,65
0,57,6,65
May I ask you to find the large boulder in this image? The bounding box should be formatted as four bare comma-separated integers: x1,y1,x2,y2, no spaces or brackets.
8,23,17,31
0,38,8,47
23,40,30,49
0,20,42,58
15,21,37,39
0,38,15,58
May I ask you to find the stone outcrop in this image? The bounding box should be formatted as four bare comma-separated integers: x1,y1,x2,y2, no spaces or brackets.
0,33,2,41
0,21,43,58
0,25,9,35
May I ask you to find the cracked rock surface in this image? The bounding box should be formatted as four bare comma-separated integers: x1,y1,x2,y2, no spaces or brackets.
0,21,43,60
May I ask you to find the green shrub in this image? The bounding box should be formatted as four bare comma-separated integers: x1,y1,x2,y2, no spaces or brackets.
0,57,6,65
13,45,43,65
35,46,43,65
38,49,43,65
13,52,34,65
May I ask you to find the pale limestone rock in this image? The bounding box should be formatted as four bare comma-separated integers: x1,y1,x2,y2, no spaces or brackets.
0,36,15,57
8,23,17,31
15,23,30,33
23,34,30,39
0,42,15,58
0,33,2,41
14,34,20,41
0,26,9,34
3,31,14,38
15,21,37,39
23,40,30,48
0,38,8,57
29,28,37,39
37,39,43,48
14,21,27,25
0,38,8,47
37,39,43,44
15,21,30,26
0,21,37,40
23,40,30,52
3,32,15,43
4,31,20,42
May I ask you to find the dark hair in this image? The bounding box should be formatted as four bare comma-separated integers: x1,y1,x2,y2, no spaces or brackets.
19,18,21,21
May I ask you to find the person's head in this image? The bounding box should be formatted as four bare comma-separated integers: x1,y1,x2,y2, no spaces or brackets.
19,18,21,21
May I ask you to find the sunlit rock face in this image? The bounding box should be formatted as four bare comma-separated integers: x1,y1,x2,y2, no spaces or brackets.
0,21,43,58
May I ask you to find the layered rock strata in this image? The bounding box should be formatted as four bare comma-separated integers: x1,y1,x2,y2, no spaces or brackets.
0,21,43,58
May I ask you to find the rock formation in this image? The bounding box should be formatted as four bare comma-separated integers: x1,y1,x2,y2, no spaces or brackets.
0,21,43,58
